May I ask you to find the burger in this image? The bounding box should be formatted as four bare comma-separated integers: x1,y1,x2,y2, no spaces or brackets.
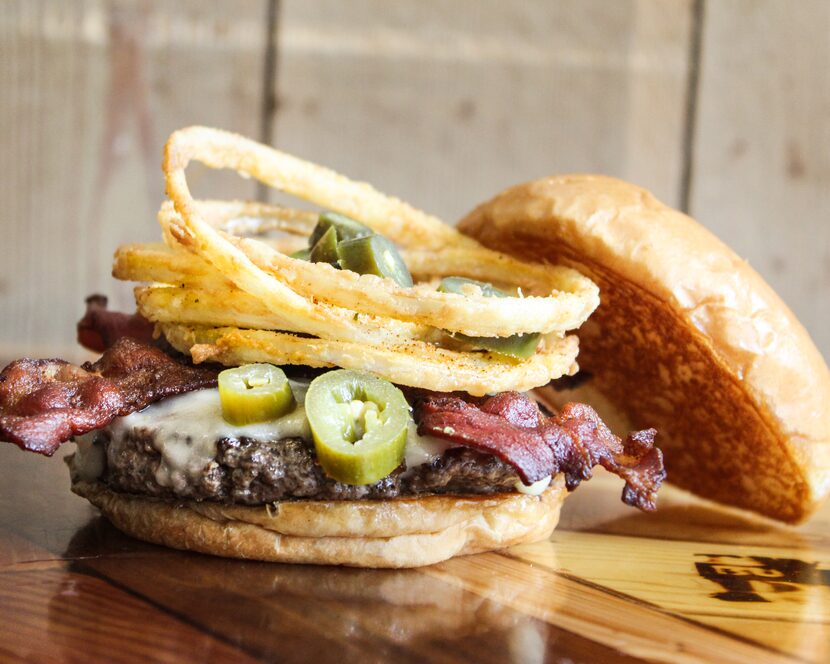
0,128,826,568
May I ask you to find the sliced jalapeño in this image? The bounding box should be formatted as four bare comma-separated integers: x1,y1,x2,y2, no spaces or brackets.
218,364,295,426
305,369,409,485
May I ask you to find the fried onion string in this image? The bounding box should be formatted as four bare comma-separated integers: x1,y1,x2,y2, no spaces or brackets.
111,126,600,393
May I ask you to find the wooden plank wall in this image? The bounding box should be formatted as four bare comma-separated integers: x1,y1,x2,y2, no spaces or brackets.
0,0,827,361
273,1,691,217
0,0,269,359
689,0,830,360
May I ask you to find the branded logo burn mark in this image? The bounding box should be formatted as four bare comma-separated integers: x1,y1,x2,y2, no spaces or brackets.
694,554,830,602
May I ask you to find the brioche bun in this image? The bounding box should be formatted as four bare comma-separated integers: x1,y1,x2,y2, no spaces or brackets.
458,174,830,523
71,477,566,568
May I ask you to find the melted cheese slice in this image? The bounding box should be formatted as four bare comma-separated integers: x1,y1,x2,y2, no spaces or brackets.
101,381,451,489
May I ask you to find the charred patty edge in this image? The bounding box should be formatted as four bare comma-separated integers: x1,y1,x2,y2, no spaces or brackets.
81,427,522,505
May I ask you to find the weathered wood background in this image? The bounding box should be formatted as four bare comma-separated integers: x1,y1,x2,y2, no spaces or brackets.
1,0,828,361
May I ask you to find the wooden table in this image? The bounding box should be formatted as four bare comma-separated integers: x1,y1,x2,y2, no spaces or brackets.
1,439,827,664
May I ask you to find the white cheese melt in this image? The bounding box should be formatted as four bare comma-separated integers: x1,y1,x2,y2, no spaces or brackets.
403,422,452,474
73,432,106,481
107,380,454,490
109,381,311,492
514,475,551,495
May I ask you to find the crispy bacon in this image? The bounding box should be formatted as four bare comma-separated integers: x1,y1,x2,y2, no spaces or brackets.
414,392,665,510
0,338,217,456
77,295,155,353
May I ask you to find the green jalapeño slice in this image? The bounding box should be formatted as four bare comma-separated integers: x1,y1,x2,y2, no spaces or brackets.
305,370,409,485
309,225,339,265
438,276,541,359
337,234,413,287
451,331,541,359
310,211,373,246
218,364,295,426
437,276,508,298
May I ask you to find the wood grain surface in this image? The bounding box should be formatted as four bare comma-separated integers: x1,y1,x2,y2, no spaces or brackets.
0,397,827,663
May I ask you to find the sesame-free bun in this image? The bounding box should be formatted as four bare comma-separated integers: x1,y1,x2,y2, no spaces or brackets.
71,478,565,568
459,175,830,523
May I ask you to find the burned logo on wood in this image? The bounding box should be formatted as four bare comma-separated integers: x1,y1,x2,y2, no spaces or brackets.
694,554,830,602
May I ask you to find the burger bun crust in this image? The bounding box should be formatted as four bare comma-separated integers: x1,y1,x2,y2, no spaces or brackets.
71,478,566,568
458,174,830,522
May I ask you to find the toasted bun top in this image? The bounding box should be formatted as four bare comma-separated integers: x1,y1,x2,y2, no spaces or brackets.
459,174,830,522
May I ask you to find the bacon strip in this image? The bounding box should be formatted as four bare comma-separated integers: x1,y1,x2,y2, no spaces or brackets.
414,392,665,510
0,338,217,456
77,295,155,353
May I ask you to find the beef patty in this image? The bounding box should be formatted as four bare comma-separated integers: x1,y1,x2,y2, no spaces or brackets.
91,428,521,504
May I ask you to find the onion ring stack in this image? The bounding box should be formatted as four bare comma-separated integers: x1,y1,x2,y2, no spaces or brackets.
114,126,599,395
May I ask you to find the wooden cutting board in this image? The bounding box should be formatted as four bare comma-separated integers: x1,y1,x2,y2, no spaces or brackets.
0,437,827,662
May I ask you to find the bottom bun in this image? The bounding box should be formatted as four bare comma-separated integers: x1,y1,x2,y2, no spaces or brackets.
71,477,566,568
